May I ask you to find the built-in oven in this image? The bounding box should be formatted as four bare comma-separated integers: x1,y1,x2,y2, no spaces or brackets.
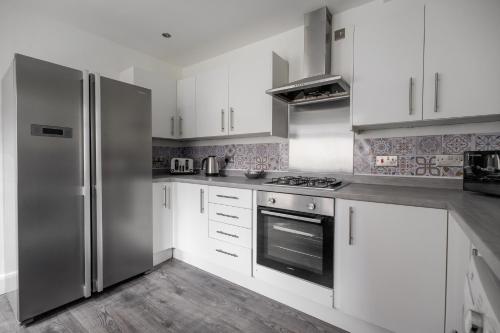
256,191,334,288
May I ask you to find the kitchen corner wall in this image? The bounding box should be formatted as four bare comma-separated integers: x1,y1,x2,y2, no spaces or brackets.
153,130,500,177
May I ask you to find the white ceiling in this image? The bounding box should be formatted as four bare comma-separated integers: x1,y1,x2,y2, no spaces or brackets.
8,0,373,67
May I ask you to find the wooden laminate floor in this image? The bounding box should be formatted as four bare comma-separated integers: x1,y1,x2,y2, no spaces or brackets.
0,259,346,333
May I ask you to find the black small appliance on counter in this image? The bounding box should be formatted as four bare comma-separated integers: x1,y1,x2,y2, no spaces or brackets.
463,150,500,196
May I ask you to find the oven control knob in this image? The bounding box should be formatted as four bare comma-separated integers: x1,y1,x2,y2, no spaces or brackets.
308,203,316,210
268,198,276,204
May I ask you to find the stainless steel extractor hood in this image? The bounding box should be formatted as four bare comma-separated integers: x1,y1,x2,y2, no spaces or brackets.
266,7,350,106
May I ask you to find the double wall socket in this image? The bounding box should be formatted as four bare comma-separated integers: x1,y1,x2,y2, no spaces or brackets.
376,156,398,167
435,154,464,167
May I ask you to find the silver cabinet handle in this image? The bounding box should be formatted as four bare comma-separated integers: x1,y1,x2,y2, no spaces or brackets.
216,249,238,258
260,210,322,224
230,107,234,131
216,230,239,238
348,207,354,245
434,72,439,113
179,116,183,136
408,77,413,115
216,194,239,200
163,185,167,208
221,109,225,132
216,212,239,219
167,186,171,209
170,116,174,136
200,188,205,213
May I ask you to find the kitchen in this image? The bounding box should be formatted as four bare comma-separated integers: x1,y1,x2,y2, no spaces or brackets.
1,0,500,332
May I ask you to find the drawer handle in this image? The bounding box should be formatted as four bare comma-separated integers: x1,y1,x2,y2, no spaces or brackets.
216,230,239,238
216,249,238,258
216,212,239,219
216,194,239,200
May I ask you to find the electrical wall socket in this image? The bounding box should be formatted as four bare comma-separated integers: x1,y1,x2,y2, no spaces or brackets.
435,155,464,167
376,156,398,167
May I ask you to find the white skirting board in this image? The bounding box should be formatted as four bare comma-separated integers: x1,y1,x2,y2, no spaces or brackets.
0,272,17,296
154,248,173,267
173,249,391,333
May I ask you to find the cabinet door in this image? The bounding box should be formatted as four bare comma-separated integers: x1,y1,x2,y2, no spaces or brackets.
127,67,177,139
445,214,471,333
334,199,447,333
196,67,229,137
173,183,209,256
423,0,500,119
228,53,272,135
352,0,424,126
152,183,173,265
177,77,197,138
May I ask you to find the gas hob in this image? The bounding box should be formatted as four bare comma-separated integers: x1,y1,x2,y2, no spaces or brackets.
263,176,345,191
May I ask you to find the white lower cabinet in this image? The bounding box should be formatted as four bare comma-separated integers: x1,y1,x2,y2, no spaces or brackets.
208,238,252,276
152,182,173,265
208,203,252,229
445,214,472,333
173,182,209,257
209,220,251,248
334,199,447,333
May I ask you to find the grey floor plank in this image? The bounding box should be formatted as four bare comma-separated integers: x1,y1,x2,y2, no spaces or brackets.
0,259,347,333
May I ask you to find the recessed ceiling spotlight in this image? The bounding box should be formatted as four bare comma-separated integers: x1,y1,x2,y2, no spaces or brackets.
161,32,172,39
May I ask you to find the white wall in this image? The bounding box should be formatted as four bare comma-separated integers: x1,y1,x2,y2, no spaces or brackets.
0,2,180,294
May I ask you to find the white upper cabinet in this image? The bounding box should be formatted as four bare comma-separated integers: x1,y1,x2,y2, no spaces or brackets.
334,199,447,333
423,0,500,120
195,66,229,138
228,52,288,137
352,0,424,126
177,77,197,138
119,66,177,139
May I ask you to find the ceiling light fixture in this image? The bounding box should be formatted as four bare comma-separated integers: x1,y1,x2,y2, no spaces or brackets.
161,32,172,39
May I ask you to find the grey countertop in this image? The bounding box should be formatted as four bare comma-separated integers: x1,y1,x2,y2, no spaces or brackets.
153,174,500,280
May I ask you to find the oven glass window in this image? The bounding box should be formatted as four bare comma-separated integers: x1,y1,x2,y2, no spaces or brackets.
257,207,333,287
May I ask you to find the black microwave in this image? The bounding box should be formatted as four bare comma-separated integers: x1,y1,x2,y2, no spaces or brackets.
463,150,500,196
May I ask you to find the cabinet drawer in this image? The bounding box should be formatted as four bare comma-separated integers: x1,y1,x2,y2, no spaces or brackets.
209,203,252,229
208,238,251,276
209,220,251,248
209,186,252,209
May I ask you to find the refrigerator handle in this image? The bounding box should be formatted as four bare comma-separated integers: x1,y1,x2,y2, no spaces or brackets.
95,74,104,292
82,71,92,298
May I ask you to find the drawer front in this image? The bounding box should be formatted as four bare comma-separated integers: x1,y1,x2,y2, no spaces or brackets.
209,186,252,209
208,238,251,276
209,220,251,248
209,203,252,229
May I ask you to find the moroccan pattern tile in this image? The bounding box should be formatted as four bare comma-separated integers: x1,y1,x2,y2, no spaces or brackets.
353,132,500,178
153,142,289,171
152,131,500,177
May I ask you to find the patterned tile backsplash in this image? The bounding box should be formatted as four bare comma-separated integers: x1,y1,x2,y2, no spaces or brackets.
153,132,500,178
354,132,500,177
153,143,289,171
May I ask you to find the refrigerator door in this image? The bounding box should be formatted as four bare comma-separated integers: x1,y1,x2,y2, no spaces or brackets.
92,74,153,291
13,54,91,322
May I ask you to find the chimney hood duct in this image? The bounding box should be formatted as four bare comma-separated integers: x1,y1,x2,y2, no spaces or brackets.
266,7,350,106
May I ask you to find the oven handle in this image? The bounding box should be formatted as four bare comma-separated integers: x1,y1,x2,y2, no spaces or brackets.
260,210,322,224
272,225,316,238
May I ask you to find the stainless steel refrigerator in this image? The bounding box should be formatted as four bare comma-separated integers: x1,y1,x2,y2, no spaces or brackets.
2,54,153,323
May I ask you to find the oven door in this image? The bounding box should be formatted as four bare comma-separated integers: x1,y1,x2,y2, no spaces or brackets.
257,206,333,288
